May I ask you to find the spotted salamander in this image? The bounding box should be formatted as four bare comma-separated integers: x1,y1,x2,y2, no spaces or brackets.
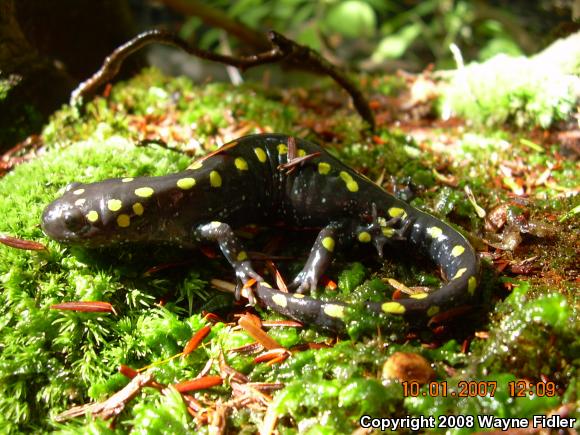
42,134,479,332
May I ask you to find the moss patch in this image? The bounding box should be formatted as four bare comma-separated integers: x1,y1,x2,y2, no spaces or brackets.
440,54,579,128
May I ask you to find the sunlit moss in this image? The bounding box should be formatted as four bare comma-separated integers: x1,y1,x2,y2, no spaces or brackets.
440,54,579,128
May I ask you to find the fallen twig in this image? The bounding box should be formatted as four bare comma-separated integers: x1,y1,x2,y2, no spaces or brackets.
70,29,375,129
54,372,154,422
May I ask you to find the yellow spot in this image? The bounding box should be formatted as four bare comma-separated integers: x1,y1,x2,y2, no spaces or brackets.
188,161,203,170
277,144,288,154
72,188,85,195
254,147,267,163
358,231,371,243
339,171,352,182
388,207,406,218
117,214,130,228
318,162,331,175
382,227,395,237
298,149,306,157
261,282,272,288
410,292,429,299
292,294,305,299
236,251,248,262
234,157,249,171
177,177,196,190
321,236,335,252
272,294,288,308
135,187,154,198
451,245,465,257
86,210,98,222
381,302,406,314
132,202,144,216
427,306,440,317
339,171,359,192
427,227,443,239
74,198,86,206
468,276,477,295
107,199,122,212
121,177,134,183
323,304,345,319
453,267,467,280
210,171,222,188
210,221,221,228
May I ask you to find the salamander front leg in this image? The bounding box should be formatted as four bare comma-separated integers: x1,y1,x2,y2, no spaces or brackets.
195,221,262,303
289,222,345,294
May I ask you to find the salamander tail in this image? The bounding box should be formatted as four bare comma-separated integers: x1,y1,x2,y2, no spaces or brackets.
373,209,480,318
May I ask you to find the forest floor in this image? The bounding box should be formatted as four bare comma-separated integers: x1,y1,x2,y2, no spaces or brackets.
0,62,578,433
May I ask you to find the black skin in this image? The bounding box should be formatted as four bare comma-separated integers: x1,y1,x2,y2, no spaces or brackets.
42,134,480,332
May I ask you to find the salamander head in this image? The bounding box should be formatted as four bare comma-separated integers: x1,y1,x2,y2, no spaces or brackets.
42,180,152,247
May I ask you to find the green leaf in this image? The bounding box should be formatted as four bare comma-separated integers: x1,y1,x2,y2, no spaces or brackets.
324,1,377,38
372,23,421,61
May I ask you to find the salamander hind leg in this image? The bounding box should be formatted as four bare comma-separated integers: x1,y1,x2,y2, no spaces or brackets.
195,221,263,303
289,222,345,294
288,210,413,294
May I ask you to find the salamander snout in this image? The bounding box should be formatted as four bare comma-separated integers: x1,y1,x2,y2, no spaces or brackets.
41,200,92,243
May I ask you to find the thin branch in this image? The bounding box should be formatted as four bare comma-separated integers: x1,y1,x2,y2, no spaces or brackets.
70,29,375,129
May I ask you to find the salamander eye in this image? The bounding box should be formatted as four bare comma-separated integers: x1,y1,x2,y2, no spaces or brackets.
63,209,89,233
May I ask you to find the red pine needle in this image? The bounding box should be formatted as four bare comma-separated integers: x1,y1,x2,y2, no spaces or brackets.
267,261,288,293
182,325,211,356
50,301,115,313
319,276,337,290
173,375,223,393
118,365,139,379
253,348,290,364
238,315,281,350
0,234,47,251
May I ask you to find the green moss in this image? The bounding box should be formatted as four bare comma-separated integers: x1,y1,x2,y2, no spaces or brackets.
43,68,298,150
440,54,579,128
404,280,578,433
335,131,425,182
474,280,577,378
337,262,367,293
130,387,194,433
267,341,402,433
268,327,301,349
